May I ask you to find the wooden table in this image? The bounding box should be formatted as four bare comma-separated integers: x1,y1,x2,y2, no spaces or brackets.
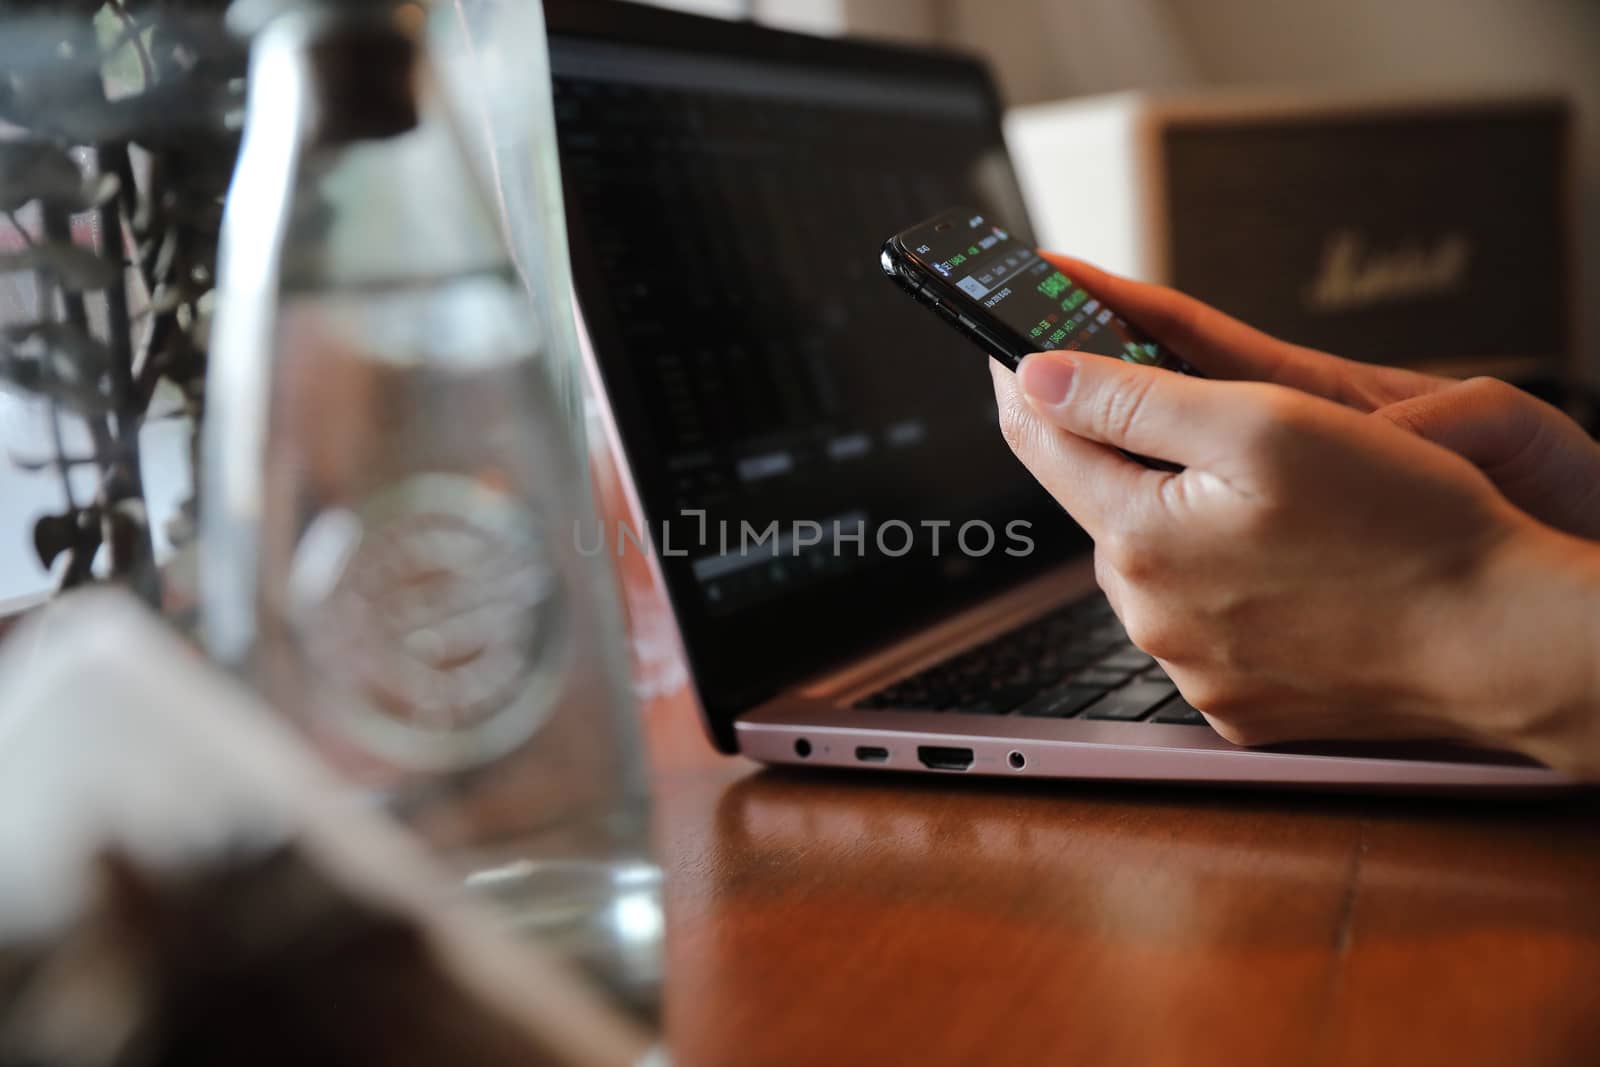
630,612,1600,1067
646,682,1600,1067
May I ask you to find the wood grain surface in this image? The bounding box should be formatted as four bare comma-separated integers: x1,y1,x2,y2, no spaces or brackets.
645,679,1600,1067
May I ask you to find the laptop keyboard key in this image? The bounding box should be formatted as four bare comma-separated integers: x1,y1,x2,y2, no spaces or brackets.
961,685,1035,715
1097,648,1157,671
1083,680,1179,721
1069,666,1135,688
1015,684,1104,719
1151,697,1208,725
853,591,1139,713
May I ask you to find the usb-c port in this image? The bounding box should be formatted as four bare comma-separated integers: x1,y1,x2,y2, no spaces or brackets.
855,745,890,763
917,745,974,771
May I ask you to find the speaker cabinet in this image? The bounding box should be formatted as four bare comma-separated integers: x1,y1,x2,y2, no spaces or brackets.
1006,91,1575,385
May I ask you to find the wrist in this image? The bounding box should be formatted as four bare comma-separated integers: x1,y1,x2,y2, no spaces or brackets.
1451,520,1600,777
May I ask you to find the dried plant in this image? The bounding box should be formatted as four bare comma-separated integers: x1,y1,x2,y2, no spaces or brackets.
0,2,245,600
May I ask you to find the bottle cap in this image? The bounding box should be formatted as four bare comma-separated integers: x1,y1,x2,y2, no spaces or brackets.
233,0,426,142
225,0,421,39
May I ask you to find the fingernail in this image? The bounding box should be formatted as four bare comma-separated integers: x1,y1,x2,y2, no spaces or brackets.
1019,355,1076,406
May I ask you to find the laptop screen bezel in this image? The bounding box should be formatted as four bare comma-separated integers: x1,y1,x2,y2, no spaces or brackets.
545,0,1087,750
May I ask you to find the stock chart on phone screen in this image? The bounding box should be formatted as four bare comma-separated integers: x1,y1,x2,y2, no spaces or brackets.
910,213,1186,370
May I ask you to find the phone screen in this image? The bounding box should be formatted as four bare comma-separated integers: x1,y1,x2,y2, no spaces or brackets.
897,211,1193,373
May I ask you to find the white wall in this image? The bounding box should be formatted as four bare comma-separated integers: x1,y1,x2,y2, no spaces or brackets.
645,0,848,34
646,0,938,41
642,0,752,18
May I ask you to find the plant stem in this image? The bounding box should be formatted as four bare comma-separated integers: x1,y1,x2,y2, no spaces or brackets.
38,205,117,464
97,144,160,604
19,237,77,518
98,152,137,423
135,307,177,407
47,400,79,513
115,149,158,285
40,200,152,596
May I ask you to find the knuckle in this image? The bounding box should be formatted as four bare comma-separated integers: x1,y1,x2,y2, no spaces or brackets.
996,388,1036,457
1095,370,1158,445
1178,678,1230,717
1230,385,1325,482
1092,549,1121,593
1249,385,1314,441
1216,388,1295,456
1119,609,1157,651
1121,609,1180,659
1461,375,1517,405
1230,495,1291,541
1206,716,1269,748
1179,677,1243,718
1097,581,1124,621
1377,401,1430,437
1096,529,1151,579
1178,682,1270,745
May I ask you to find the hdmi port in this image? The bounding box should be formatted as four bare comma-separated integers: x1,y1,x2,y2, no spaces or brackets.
917,745,974,771
855,745,890,763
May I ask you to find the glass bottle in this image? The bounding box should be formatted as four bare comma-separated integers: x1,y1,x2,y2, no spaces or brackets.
201,0,660,1022
427,0,587,439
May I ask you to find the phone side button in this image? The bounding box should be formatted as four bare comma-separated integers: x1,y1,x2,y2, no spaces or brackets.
957,315,1012,362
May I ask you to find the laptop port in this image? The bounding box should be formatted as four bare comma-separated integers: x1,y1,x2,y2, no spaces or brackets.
855,745,890,763
917,745,974,771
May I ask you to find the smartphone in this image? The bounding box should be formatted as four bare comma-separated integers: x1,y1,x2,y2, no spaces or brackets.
880,207,1197,376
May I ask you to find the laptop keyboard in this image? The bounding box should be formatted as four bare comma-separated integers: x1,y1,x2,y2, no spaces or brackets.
853,592,1207,725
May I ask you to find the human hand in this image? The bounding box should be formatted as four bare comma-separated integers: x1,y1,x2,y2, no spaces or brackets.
1041,253,1448,410
1373,378,1600,540
992,350,1600,773
1053,254,1600,540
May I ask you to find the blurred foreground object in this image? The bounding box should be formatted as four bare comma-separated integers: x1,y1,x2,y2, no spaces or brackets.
200,0,660,1018
0,590,652,1067
428,0,589,436
1007,91,1575,391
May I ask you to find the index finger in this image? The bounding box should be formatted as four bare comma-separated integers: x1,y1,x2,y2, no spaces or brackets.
1040,253,1299,383
1040,253,1447,408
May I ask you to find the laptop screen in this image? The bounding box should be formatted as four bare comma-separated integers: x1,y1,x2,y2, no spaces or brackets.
548,2,1085,744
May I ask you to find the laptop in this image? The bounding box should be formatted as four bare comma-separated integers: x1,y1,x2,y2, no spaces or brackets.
544,0,1562,790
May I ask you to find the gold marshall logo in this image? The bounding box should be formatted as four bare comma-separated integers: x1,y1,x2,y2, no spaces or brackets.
1304,230,1472,313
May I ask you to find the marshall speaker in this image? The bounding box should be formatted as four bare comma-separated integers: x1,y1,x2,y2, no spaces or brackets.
1005,91,1576,387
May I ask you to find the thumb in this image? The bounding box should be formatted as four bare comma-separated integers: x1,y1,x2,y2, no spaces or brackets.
1375,377,1554,473
1376,376,1600,538
1016,351,1277,471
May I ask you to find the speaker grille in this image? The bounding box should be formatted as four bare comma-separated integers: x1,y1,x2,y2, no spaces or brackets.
1162,102,1569,370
